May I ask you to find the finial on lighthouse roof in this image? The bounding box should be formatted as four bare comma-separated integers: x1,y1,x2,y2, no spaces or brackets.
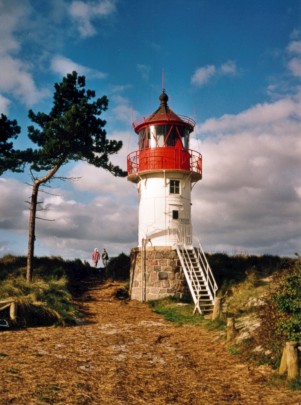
159,89,169,106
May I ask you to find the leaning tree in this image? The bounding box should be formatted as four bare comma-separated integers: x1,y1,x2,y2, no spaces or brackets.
26,71,126,281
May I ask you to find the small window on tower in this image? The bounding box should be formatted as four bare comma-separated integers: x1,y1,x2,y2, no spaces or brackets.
172,210,179,220
170,180,180,194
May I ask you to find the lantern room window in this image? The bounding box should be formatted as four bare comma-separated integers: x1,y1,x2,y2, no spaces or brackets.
170,180,180,194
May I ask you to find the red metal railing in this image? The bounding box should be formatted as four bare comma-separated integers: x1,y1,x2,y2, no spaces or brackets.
127,147,202,176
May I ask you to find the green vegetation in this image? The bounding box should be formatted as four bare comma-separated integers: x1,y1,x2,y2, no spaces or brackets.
0,255,97,326
272,258,301,341
148,297,204,326
258,255,301,365
207,253,293,293
106,252,130,281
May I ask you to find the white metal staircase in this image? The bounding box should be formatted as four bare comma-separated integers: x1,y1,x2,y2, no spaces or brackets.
175,242,218,315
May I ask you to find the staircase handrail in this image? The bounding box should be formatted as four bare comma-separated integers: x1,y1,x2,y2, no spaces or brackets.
175,244,202,314
196,240,218,301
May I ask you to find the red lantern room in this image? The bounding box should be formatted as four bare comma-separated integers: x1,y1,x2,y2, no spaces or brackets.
127,90,202,182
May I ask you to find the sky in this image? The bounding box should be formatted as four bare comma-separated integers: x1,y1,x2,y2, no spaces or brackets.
0,0,301,264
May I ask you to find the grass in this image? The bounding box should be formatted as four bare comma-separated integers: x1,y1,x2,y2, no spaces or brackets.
148,297,204,326
0,255,98,326
289,377,301,390
228,345,241,355
269,374,301,391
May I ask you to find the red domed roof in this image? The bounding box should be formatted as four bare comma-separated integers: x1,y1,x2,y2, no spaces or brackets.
132,90,195,133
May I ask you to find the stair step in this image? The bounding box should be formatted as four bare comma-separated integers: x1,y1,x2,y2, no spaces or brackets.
177,245,217,315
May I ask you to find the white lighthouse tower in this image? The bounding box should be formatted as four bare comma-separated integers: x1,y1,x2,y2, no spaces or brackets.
128,90,217,313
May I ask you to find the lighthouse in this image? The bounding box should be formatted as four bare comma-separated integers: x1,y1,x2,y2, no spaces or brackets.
127,90,217,312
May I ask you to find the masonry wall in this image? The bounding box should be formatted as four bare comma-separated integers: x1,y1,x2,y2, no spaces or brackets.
129,246,189,301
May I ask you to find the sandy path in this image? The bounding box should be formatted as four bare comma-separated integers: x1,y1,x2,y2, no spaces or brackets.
1,279,300,404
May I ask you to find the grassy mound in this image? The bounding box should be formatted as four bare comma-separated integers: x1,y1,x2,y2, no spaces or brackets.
0,255,98,327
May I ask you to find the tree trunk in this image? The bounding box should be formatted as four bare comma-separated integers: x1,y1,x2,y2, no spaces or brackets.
26,181,39,282
26,163,62,282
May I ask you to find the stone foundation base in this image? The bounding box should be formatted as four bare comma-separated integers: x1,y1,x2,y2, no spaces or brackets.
129,246,189,301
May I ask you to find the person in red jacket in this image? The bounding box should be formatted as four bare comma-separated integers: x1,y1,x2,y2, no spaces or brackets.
92,248,100,267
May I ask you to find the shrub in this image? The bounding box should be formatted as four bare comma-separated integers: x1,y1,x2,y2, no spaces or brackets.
258,256,301,367
106,253,130,281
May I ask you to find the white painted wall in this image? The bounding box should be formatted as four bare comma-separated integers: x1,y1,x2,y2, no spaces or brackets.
137,172,192,247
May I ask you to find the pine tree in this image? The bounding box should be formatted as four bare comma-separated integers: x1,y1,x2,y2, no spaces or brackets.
26,71,126,281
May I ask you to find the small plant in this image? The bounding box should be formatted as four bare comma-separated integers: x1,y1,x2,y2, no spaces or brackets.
202,318,226,331
289,377,301,391
228,345,240,355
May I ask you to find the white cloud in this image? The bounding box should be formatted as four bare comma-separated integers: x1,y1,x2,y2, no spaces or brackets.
0,178,30,231
288,57,301,77
191,65,216,86
191,61,237,87
191,92,301,255
287,40,301,55
50,55,107,79
0,94,11,114
0,56,49,105
0,1,49,106
69,0,117,38
286,35,301,79
198,95,301,133
109,95,136,124
0,0,27,55
220,60,237,75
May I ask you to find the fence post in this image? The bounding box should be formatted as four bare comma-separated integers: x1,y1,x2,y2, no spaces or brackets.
286,341,299,380
279,341,299,380
226,317,236,342
279,346,287,375
212,297,222,320
9,301,17,322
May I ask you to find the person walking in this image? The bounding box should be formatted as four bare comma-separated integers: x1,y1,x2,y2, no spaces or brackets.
102,248,109,268
92,248,100,267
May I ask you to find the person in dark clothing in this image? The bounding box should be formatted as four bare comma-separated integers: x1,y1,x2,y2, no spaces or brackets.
102,248,109,267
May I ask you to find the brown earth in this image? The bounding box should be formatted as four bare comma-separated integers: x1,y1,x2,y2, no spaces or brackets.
1,278,301,405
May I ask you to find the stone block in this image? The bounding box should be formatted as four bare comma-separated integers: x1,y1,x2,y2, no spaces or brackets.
149,272,158,282
161,280,170,288
158,272,168,280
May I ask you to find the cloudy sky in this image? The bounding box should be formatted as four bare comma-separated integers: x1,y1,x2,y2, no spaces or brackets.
0,0,300,263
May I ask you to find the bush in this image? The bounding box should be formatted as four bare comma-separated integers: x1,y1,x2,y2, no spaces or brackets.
258,257,301,367
272,258,301,342
106,253,130,281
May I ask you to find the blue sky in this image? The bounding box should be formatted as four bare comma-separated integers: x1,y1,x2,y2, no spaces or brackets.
0,0,301,262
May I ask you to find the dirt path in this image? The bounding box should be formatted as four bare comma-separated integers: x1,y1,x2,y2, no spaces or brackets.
1,278,301,404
